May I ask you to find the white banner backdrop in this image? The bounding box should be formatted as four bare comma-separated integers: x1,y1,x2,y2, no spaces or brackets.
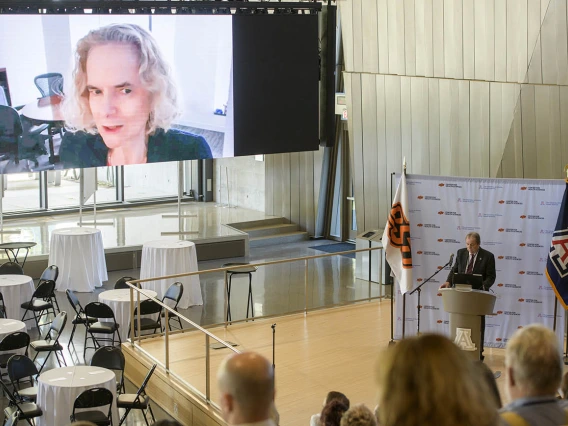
394,174,565,348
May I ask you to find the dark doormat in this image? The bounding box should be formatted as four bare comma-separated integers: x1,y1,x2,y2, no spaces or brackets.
309,242,356,259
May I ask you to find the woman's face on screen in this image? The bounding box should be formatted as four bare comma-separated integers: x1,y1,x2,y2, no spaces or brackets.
86,42,152,150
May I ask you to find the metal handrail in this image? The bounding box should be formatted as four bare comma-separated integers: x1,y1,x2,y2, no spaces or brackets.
124,244,384,411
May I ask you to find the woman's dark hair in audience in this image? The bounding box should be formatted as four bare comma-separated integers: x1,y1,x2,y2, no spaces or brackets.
474,360,502,408
152,421,184,426
376,333,500,426
325,391,350,408
321,399,349,426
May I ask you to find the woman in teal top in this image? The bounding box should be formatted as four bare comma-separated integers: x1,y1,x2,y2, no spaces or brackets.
60,23,212,167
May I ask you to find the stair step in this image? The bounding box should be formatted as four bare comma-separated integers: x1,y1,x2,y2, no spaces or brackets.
249,231,309,247
229,218,289,230
244,223,299,238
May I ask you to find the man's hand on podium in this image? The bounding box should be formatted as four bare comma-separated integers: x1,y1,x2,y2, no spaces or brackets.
440,282,450,289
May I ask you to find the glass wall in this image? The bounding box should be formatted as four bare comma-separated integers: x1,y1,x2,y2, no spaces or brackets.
124,162,179,201
3,173,40,212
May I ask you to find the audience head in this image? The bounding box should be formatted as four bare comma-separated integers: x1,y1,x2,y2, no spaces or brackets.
474,361,502,408
151,422,184,426
340,404,377,426
321,399,349,426
324,391,350,408
217,351,275,425
70,422,98,426
376,333,499,426
505,324,562,400
561,372,568,399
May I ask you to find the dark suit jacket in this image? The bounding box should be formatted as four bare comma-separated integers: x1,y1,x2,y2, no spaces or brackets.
446,247,496,290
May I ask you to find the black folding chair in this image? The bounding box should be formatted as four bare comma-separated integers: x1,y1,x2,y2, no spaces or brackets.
84,302,121,359
20,280,56,331
71,387,113,425
38,265,59,312
114,276,139,290
117,364,156,426
90,346,125,394
161,282,184,331
0,379,42,426
30,311,67,373
66,289,97,349
0,291,7,319
0,332,30,372
3,408,18,426
7,355,39,403
0,262,23,275
128,300,162,338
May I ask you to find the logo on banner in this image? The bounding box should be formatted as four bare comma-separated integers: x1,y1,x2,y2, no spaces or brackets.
438,238,461,244
541,229,554,234
417,223,440,229
497,256,522,261
520,242,544,248
520,215,545,220
541,201,562,206
521,186,546,191
458,198,481,203
457,225,480,231
417,195,441,201
478,213,503,218
549,229,568,278
498,228,522,233
439,183,462,188
499,200,523,205
479,184,503,190
455,328,477,351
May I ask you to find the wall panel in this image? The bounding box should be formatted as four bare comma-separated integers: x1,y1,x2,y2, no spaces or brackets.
352,0,363,72
404,0,417,76
377,0,390,74
428,79,441,175
361,0,379,73
376,75,389,227
444,0,464,79
432,0,445,77
463,0,475,80
361,74,379,230
388,0,406,75
469,81,490,177
410,77,430,174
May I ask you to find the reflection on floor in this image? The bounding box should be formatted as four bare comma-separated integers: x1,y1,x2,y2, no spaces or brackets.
0,202,273,261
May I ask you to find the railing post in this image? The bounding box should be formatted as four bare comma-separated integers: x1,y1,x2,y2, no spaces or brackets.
136,289,141,345
129,286,135,347
206,334,210,403
304,259,308,314
165,309,170,372
224,270,228,327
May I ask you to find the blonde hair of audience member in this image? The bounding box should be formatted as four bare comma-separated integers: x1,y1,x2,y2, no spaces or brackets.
376,334,499,426
340,404,377,426
70,422,98,426
505,324,562,401
217,351,275,425
560,372,568,399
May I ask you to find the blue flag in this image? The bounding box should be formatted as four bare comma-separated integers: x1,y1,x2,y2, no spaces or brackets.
546,181,568,309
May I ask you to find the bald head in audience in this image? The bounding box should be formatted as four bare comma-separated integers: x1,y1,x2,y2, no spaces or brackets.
217,351,276,425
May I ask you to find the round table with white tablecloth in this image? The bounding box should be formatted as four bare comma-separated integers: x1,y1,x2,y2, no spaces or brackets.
37,365,118,426
0,275,35,326
0,319,26,341
140,240,202,309
98,288,158,342
49,227,108,292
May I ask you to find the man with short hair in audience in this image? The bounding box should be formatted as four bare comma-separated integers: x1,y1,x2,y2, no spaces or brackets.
217,351,276,426
500,324,567,425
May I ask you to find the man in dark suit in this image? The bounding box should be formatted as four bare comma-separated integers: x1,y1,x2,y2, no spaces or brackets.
441,232,496,360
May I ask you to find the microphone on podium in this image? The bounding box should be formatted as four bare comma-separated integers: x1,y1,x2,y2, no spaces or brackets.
448,253,454,268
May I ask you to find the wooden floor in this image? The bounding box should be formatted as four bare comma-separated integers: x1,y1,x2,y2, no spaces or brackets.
138,299,511,425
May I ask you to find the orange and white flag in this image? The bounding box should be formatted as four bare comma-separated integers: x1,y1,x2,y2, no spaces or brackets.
382,172,413,293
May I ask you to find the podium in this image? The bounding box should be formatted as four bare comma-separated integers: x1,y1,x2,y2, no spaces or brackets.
440,288,496,360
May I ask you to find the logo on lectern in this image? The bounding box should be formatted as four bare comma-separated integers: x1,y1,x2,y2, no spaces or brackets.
454,328,477,351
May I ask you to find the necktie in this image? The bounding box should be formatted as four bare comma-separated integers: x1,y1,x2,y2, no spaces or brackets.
466,254,475,274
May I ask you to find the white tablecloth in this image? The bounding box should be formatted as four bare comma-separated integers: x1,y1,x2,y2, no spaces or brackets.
37,365,118,426
0,319,26,340
140,240,202,309
0,275,35,327
99,289,158,342
49,227,108,292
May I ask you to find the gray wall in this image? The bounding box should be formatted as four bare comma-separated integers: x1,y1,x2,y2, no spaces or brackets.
340,0,568,233
264,149,325,236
